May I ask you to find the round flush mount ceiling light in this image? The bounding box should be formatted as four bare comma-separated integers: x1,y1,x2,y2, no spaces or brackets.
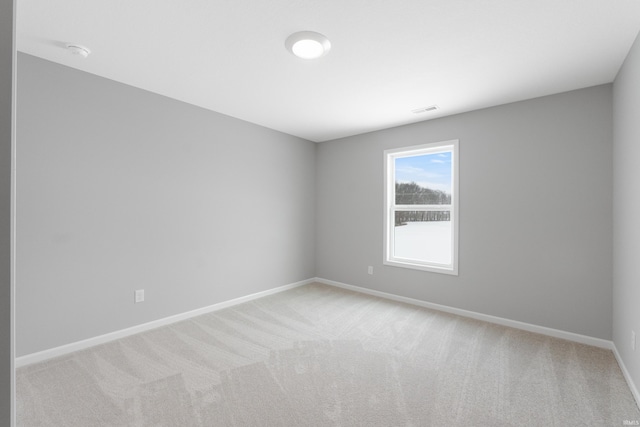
66,44,91,58
285,31,331,59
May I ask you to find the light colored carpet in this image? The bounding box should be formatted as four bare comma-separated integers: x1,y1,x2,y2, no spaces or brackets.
17,283,640,426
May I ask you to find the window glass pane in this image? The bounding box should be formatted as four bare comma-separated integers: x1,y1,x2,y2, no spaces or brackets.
385,140,458,274
395,152,452,205
394,211,452,265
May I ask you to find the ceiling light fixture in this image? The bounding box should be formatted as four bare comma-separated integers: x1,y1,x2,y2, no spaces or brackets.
285,31,331,59
66,44,91,58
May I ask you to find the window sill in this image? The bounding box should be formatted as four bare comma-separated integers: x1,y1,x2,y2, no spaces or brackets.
383,259,458,276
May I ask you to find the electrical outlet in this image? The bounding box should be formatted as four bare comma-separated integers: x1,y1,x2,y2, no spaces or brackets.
632,330,636,351
134,289,145,303
367,266,373,275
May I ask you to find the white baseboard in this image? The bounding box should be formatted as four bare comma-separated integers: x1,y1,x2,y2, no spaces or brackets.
315,277,613,350
612,344,640,409
17,275,639,407
15,278,315,368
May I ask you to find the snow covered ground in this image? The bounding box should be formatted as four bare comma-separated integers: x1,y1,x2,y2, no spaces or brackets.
394,221,452,265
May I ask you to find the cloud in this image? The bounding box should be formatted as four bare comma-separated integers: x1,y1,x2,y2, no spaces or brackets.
431,159,445,163
395,165,442,179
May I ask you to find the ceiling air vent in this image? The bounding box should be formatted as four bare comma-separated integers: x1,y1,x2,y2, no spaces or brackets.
411,105,439,114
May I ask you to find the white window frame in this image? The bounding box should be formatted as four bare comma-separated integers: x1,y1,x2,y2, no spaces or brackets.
384,139,459,275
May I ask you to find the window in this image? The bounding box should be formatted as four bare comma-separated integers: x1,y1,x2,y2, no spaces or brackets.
384,140,458,275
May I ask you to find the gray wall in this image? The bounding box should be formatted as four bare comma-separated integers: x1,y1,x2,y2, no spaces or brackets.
0,0,15,423
16,54,316,357
14,49,623,360
317,85,613,340
613,32,640,395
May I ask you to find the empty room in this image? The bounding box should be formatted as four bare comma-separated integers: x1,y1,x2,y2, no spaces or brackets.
2,0,640,425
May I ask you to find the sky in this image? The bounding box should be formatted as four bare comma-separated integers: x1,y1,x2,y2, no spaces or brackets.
395,151,452,194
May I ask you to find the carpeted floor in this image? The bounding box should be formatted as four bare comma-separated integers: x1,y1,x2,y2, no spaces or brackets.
16,283,640,426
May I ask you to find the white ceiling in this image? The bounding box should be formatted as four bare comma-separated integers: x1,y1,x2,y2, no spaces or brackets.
16,0,640,142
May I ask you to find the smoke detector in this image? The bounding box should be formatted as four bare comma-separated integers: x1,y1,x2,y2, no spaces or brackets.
66,44,91,58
